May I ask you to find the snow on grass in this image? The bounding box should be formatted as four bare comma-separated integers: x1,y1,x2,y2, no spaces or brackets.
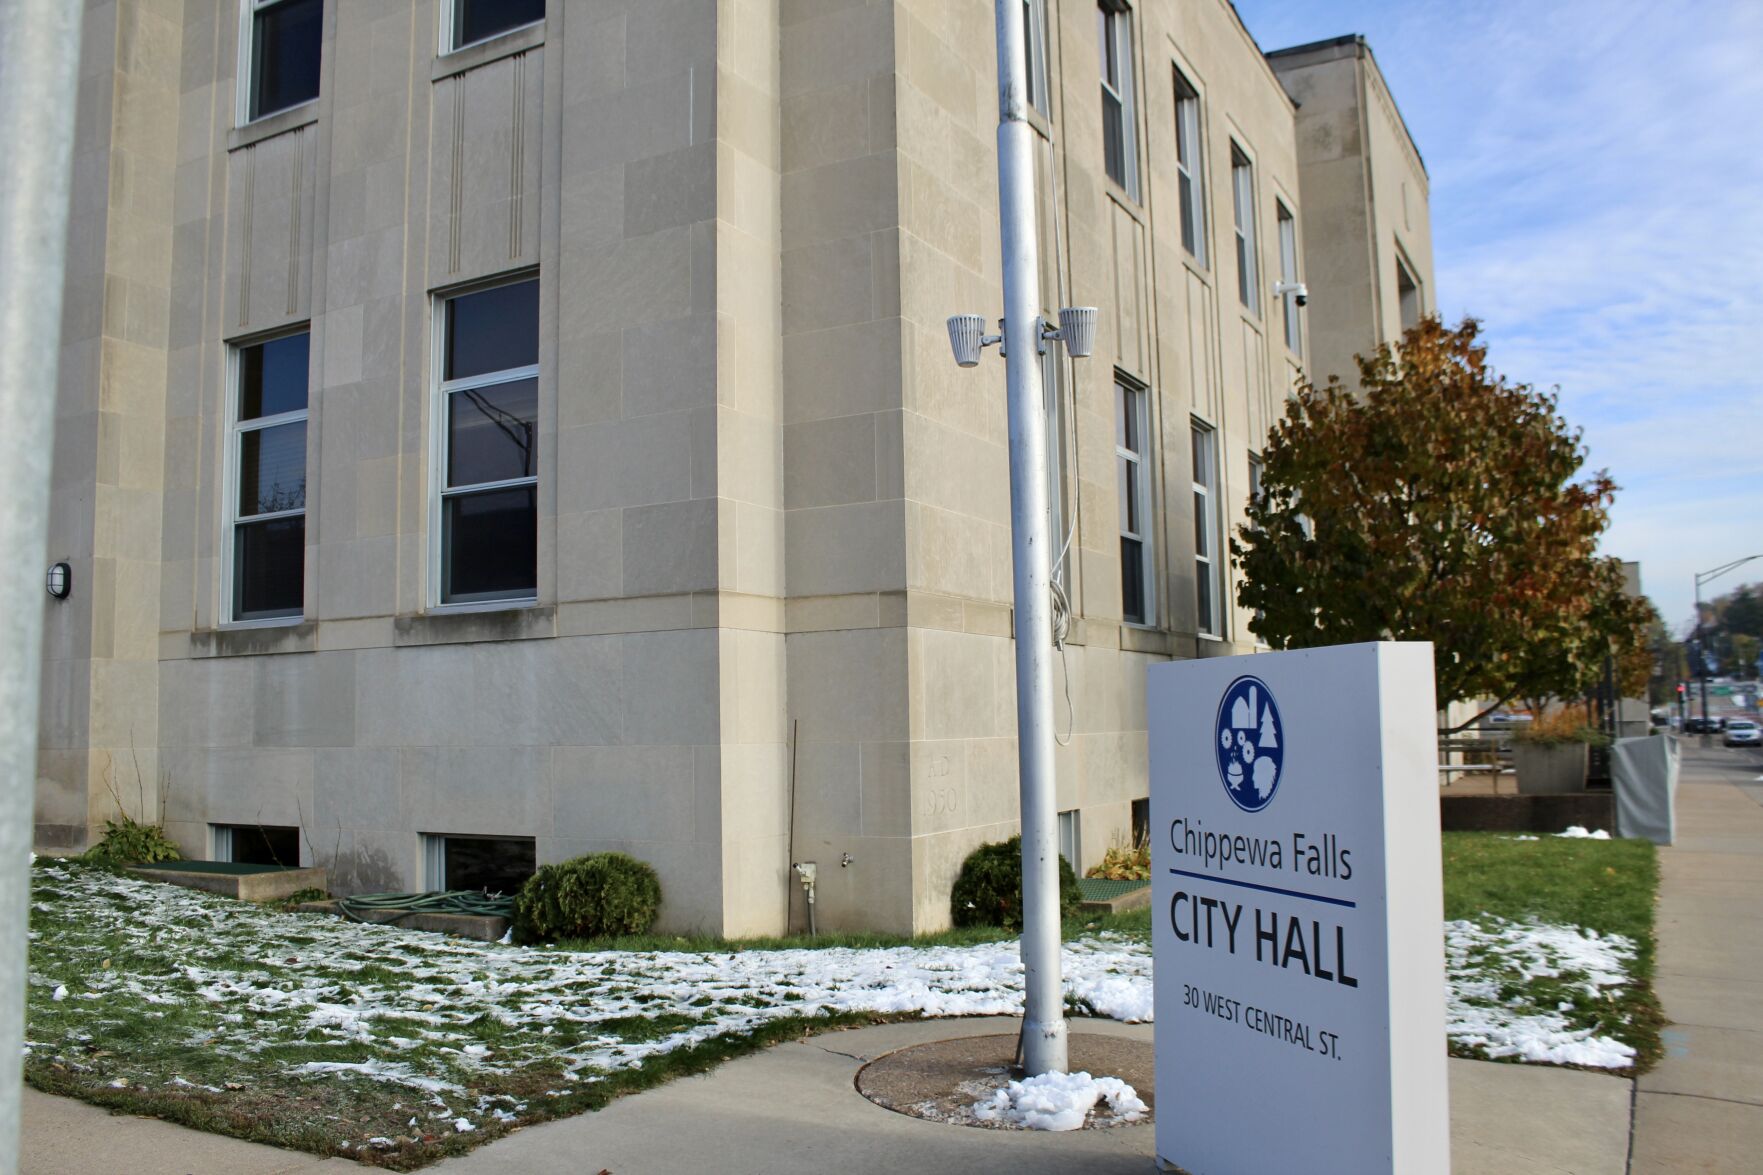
26,857,1645,1152
1445,916,1639,1069
26,860,1153,1129
1554,826,1611,840
972,1070,1147,1131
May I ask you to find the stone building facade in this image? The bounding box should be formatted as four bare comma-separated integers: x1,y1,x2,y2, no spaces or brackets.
36,0,1432,935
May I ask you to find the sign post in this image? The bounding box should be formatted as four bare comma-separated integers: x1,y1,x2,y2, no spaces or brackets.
1150,642,1450,1174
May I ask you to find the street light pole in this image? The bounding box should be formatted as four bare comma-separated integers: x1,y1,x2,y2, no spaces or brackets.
0,0,84,1165
1693,554,1763,732
990,0,1067,1079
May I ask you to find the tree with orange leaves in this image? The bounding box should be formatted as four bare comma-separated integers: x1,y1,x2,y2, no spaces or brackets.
1233,317,1649,730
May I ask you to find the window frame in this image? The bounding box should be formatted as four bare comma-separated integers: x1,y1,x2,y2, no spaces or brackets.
1097,2,1140,201
1396,252,1423,332
1231,143,1259,316
223,327,310,627
429,275,542,611
236,0,323,126
1116,374,1154,627
1042,345,1072,587
1174,67,1207,267
422,832,537,894
1021,0,1052,118
440,0,546,56
1277,200,1301,354
1058,808,1082,874
1192,419,1221,638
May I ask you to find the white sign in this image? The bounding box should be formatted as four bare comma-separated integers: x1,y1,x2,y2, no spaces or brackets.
1150,642,1449,1174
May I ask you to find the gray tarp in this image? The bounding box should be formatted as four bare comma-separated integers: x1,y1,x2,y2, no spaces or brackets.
1612,734,1678,845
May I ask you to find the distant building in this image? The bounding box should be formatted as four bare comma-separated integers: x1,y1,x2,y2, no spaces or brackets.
36,0,1432,935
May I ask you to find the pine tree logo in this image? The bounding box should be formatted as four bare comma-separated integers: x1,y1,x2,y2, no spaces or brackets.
1214,675,1285,812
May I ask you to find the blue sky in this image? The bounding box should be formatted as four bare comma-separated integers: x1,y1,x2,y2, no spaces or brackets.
1232,0,1763,629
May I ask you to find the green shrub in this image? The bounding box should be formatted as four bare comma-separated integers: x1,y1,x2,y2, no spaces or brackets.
514,852,662,943
81,814,182,866
950,836,1082,930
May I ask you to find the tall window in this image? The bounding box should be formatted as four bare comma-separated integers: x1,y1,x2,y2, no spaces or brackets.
1231,144,1258,314
1174,68,1206,265
1116,376,1152,625
1192,421,1220,636
1021,0,1051,117
1277,201,1301,354
1097,3,1138,200
241,0,322,123
447,0,544,53
435,278,539,605
1043,348,1070,584
1396,255,1422,331
228,332,309,622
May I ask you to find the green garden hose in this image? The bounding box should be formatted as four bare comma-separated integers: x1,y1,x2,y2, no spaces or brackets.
335,890,515,924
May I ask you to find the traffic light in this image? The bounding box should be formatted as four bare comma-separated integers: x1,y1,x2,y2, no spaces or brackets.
1677,683,1686,700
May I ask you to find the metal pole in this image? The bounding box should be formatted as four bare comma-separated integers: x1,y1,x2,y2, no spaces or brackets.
0,0,84,1164
1695,577,1709,732
991,0,1066,1076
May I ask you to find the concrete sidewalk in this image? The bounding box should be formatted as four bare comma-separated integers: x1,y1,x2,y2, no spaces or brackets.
30,745,1763,1174
1628,741,1763,1173
22,1018,1631,1175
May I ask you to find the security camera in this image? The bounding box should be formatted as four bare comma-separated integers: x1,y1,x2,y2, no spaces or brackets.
1274,281,1308,308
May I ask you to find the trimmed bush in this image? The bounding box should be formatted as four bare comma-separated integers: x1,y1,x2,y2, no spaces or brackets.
950,836,1082,930
514,852,662,943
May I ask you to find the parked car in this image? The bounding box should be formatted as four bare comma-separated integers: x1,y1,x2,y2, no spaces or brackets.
1725,719,1761,748
1686,716,1728,735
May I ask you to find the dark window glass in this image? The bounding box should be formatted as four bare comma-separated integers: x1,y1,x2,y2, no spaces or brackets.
448,378,538,486
1196,558,1214,634
1131,797,1149,848
444,836,536,895
445,280,539,381
234,515,305,619
251,0,323,121
1194,490,1209,556
238,421,307,516
239,334,310,419
1102,90,1125,187
227,825,300,866
1121,536,1145,625
456,0,545,50
442,486,537,602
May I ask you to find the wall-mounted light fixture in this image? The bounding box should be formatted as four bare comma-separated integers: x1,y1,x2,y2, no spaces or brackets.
45,562,71,600
945,306,1098,368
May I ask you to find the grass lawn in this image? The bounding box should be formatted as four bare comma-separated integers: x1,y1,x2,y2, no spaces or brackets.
25,860,1150,1169
1441,831,1663,1072
25,834,1659,1167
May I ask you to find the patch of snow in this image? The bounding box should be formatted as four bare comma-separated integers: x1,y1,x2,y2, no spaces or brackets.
297,1060,463,1093
972,1071,1147,1131
51,986,66,1002
453,1118,475,1133
1554,826,1610,840
1445,917,1637,1069
1500,835,1541,841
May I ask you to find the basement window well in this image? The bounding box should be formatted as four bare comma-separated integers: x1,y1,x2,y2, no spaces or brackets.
424,834,535,895
213,824,301,867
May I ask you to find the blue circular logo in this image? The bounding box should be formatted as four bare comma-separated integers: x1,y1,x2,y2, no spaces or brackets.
1214,675,1284,812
